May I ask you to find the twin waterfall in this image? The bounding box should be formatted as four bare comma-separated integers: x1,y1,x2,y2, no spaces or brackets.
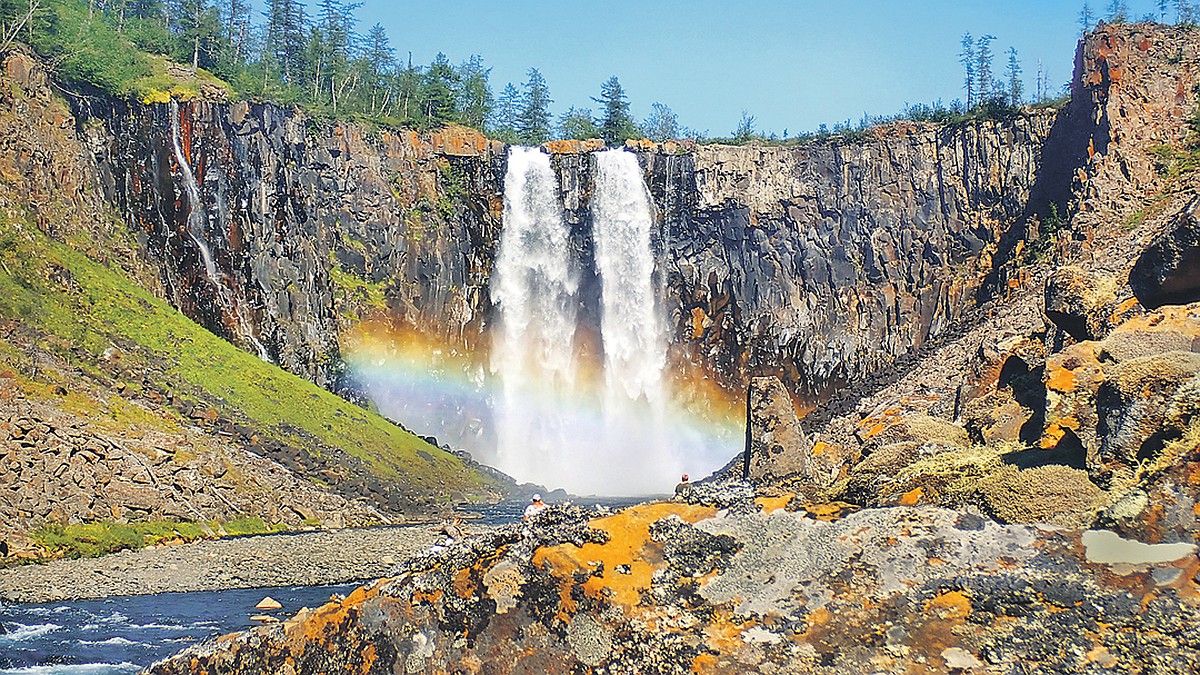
490,148,677,495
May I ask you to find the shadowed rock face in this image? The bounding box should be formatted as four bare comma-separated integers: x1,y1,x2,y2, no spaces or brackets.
72,97,507,396
1131,197,1200,309
147,498,1200,675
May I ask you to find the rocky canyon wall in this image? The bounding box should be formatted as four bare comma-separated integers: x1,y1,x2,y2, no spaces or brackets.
66,30,1126,412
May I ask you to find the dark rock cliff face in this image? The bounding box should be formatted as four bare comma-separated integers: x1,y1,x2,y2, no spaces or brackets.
641,117,1060,398
66,92,1074,415
72,97,507,395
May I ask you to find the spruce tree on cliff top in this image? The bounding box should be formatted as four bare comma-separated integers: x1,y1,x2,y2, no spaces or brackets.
593,76,639,146
516,67,552,144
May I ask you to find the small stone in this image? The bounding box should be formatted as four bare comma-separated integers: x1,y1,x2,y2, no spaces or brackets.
249,614,279,623
941,647,983,671
255,596,283,610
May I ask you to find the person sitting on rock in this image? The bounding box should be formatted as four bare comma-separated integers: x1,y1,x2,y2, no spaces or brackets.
523,494,547,521
674,474,693,500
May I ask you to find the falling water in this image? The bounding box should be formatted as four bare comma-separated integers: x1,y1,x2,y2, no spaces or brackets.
487,147,691,495
591,149,676,482
168,98,218,283
489,147,581,488
168,99,271,363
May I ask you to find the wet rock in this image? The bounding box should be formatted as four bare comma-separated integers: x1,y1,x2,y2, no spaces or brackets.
255,596,283,610
1130,196,1200,309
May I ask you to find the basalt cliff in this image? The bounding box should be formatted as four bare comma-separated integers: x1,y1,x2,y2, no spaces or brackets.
144,23,1200,675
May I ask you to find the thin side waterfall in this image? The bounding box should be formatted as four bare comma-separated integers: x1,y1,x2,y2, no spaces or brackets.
489,147,580,488
168,99,271,363
591,149,677,486
168,98,219,283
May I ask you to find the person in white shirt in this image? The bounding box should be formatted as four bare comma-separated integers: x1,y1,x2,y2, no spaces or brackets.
523,494,547,521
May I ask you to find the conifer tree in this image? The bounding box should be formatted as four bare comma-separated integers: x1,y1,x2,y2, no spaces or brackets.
517,68,552,144
959,32,976,108
491,82,522,142
455,54,493,131
421,52,459,125
643,102,678,141
1005,47,1023,105
976,34,997,102
559,106,599,140
362,23,394,114
264,0,307,86
592,76,637,145
1107,0,1128,22
1080,2,1094,34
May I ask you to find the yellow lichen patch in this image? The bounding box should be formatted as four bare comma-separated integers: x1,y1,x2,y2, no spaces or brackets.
864,423,886,438
702,609,755,653
811,441,830,456
1046,366,1078,393
926,591,972,620
1086,646,1119,668
454,567,477,599
690,307,708,339
804,502,858,521
756,494,794,514
691,653,719,673
899,487,925,506
532,502,717,609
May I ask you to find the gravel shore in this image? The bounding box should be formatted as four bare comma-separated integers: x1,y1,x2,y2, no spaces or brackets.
0,524,482,603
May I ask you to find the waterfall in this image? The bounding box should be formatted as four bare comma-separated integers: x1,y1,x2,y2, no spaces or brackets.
489,147,581,488
488,147,686,495
168,99,271,363
591,149,675,480
168,98,219,283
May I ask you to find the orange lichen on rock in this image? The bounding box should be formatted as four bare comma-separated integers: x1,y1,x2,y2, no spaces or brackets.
532,502,716,608
926,590,972,620
690,307,708,338
1046,366,1078,393
899,487,925,506
454,567,478,598
285,578,391,647
756,494,794,514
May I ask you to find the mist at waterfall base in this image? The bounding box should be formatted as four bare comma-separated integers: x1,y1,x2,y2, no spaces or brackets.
347,148,740,496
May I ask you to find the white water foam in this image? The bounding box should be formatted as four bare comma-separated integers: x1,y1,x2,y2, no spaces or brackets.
489,146,582,490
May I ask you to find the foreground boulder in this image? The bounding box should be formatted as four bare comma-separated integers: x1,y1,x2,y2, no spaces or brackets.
149,496,1200,674
1130,197,1200,309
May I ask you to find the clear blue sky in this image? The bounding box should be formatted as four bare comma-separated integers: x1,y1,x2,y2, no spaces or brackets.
349,1,1166,136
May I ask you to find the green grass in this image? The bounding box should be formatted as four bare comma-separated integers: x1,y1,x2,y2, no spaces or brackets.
0,215,495,503
30,517,286,560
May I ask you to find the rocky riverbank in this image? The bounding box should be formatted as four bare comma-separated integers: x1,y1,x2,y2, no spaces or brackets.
0,524,483,603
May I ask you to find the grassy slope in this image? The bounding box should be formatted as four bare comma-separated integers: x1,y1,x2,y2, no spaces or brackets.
0,213,495,506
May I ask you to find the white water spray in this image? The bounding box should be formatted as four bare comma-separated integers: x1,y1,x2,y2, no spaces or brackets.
591,149,676,481
490,147,581,488
488,148,688,495
168,99,271,363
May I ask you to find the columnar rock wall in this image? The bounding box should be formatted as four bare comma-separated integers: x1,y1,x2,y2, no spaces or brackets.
74,97,507,394
71,25,1200,410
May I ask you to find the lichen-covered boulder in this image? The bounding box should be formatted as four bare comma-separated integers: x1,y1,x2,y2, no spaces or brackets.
148,499,1200,674
1044,266,1117,341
